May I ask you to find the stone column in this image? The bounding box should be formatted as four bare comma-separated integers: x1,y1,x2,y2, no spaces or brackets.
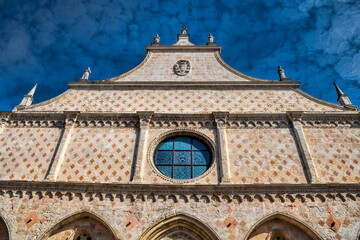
45,112,78,181
287,112,319,183
131,111,153,183
213,112,231,183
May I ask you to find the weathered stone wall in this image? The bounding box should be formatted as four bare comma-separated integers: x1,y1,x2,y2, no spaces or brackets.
1,117,359,185
57,127,137,183
304,127,360,183
47,217,114,240
0,127,61,181
0,187,358,240
21,89,343,113
110,51,249,82
227,128,307,184
247,218,313,240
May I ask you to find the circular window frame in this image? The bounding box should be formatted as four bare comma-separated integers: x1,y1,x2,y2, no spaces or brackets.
147,129,217,183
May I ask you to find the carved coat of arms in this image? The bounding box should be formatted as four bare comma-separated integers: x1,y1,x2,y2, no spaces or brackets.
174,60,190,76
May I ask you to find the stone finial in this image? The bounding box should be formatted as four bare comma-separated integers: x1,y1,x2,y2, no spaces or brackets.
154,34,160,43
206,34,216,46
277,66,291,81
208,34,214,43
151,34,160,46
174,26,194,46
333,82,354,106
181,26,187,34
16,83,38,109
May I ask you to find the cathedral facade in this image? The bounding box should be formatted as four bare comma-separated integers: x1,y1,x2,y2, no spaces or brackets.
0,29,359,240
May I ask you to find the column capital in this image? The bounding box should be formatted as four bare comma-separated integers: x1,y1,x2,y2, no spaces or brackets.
64,111,80,127
212,111,229,128
286,111,304,123
137,111,154,128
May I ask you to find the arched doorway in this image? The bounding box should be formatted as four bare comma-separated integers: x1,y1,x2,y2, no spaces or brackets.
0,215,9,240
39,211,117,240
245,213,322,240
139,214,220,240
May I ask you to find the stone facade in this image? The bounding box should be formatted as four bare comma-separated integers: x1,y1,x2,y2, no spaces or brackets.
0,31,359,240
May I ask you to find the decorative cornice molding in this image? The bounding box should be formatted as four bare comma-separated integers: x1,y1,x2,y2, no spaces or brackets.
67,81,301,89
2,112,359,129
225,117,290,128
301,115,360,128
75,118,138,128
6,118,65,128
0,181,358,204
145,45,222,52
149,117,214,129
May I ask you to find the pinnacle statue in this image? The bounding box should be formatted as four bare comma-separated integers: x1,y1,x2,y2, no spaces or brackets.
81,67,92,80
181,26,187,34
154,34,160,43
277,66,286,79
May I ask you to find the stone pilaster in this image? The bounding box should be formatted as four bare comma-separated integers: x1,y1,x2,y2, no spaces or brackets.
45,112,78,181
287,112,319,184
131,111,153,183
213,112,231,183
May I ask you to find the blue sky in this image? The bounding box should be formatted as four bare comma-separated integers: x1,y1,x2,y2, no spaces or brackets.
0,0,359,111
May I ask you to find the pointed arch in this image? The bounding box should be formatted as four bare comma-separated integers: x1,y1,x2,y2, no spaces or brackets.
244,212,323,240
39,210,120,240
0,214,10,240
139,213,220,240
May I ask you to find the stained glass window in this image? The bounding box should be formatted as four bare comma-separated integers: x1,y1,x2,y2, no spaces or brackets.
154,136,212,179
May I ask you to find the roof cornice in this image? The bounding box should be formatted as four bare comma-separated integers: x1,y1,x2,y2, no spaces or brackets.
5,110,359,118
146,45,222,52
0,180,359,194
67,81,301,89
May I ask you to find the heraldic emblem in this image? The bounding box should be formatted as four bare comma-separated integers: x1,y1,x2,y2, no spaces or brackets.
174,60,190,76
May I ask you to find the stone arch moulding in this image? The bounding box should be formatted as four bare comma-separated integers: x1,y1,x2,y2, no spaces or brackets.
146,128,218,183
73,227,96,240
139,213,220,240
0,214,10,240
38,210,120,240
243,212,323,240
